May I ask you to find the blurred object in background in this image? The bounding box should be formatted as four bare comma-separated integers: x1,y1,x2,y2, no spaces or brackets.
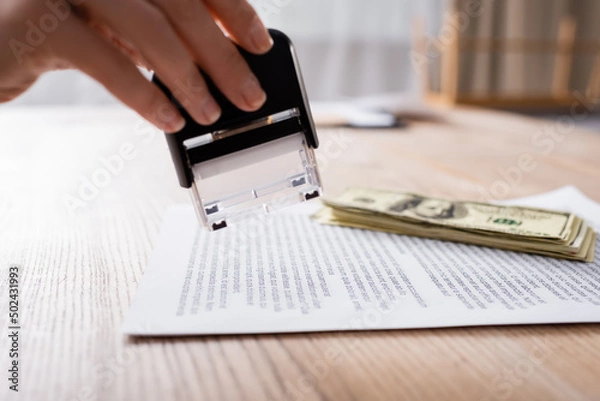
259,0,444,100
415,0,600,110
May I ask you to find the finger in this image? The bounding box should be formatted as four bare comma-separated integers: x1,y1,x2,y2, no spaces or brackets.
87,21,152,70
204,0,273,54
52,15,186,133
79,0,222,125
151,0,266,112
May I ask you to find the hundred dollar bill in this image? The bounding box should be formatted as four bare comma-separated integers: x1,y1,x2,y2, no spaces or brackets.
315,188,596,262
324,188,577,241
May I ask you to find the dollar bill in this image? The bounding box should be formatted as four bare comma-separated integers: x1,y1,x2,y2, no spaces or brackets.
314,188,596,263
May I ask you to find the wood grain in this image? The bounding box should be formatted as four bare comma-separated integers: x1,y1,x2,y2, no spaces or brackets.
0,105,599,401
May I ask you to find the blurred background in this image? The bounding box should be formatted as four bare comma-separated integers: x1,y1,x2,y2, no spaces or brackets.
4,0,600,118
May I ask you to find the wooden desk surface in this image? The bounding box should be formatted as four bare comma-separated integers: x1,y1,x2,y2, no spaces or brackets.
1,105,599,401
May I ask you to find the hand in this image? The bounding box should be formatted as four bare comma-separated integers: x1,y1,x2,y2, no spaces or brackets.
0,0,273,132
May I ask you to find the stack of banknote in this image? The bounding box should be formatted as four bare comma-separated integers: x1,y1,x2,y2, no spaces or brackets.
313,188,596,262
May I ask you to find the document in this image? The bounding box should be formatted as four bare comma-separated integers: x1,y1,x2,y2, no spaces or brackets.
122,187,600,336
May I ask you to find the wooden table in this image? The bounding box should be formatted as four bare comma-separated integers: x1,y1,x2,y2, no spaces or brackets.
1,105,599,401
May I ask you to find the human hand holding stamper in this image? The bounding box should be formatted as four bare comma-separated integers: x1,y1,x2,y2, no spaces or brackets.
0,0,273,132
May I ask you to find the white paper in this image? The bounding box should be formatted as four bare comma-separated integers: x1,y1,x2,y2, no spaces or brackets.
122,187,600,336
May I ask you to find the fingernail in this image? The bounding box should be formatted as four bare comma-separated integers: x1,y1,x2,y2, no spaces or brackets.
164,111,186,133
241,75,267,110
249,17,273,54
200,96,222,124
